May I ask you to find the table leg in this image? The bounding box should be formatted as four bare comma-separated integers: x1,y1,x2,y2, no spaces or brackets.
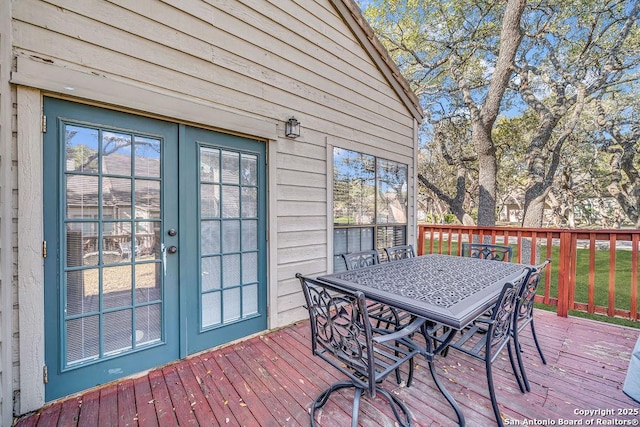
421,324,466,426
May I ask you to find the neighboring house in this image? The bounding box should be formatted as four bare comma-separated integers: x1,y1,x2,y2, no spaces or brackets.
0,0,422,423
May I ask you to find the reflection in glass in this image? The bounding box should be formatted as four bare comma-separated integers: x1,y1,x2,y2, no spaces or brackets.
376,159,408,224
241,154,257,185
333,147,375,225
65,125,99,173
200,148,220,183
201,184,220,218
103,265,133,309
102,177,132,219
102,131,132,176
66,175,99,219
221,151,239,184
135,221,161,260
135,179,161,219
66,223,99,267
134,137,161,178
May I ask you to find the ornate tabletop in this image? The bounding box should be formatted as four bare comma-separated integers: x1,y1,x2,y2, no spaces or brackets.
318,254,528,329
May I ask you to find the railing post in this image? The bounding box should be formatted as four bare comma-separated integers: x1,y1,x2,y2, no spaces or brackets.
557,231,572,317
417,225,425,256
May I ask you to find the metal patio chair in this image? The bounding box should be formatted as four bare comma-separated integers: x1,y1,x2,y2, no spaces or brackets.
461,242,512,262
341,249,417,386
384,244,415,261
513,259,551,392
342,249,380,270
429,268,530,427
296,274,424,427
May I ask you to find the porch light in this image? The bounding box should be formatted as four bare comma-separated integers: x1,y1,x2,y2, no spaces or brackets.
285,117,300,138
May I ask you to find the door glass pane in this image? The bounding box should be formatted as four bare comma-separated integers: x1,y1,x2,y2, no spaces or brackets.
202,256,221,292
202,292,221,328
221,151,239,184
201,220,220,254
67,316,99,365
222,186,240,218
241,188,257,218
65,125,99,173
223,288,241,322
222,254,241,288
66,269,99,315
201,184,220,218
222,220,240,252
135,137,161,178
103,265,132,309
200,148,220,183
243,284,258,316
242,220,257,251
66,222,99,267
242,253,257,283
135,180,161,219
135,263,162,303
241,154,257,185
102,132,132,176
62,121,164,369
104,309,132,355
66,176,99,219
135,304,162,345
102,178,132,219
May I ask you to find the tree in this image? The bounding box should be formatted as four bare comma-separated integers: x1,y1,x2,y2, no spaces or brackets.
360,0,640,227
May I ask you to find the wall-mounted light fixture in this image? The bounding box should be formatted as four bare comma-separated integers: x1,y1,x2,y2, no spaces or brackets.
285,117,300,138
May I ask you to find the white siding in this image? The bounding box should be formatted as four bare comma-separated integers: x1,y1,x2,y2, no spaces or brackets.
8,0,419,413
1,0,15,424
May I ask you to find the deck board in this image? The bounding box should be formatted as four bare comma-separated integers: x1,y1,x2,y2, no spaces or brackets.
14,310,640,426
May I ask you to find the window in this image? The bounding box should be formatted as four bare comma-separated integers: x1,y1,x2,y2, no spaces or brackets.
333,147,408,271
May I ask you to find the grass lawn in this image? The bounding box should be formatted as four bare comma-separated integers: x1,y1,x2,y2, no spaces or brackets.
422,239,640,328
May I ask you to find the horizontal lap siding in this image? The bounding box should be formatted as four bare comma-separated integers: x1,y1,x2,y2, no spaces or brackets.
11,0,415,331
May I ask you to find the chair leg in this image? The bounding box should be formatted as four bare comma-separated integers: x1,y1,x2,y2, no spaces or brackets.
485,358,504,427
350,388,363,427
507,339,527,393
310,381,355,426
375,386,413,427
530,319,547,364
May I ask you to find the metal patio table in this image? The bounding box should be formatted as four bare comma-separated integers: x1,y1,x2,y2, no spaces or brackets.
317,253,529,426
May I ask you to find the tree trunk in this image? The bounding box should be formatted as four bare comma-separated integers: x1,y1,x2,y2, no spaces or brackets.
474,124,497,226
522,186,548,228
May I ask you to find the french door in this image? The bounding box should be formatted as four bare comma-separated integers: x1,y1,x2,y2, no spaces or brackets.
43,98,267,401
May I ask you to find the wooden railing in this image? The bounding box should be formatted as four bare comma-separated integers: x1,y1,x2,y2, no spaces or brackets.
417,224,640,321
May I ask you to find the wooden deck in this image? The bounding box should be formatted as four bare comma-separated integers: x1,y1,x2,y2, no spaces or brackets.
14,310,640,426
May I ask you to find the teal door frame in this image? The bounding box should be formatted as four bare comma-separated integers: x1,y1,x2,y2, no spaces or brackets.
43,98,267,401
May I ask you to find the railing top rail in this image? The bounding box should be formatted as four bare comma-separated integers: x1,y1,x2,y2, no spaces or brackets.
418,224,640,238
